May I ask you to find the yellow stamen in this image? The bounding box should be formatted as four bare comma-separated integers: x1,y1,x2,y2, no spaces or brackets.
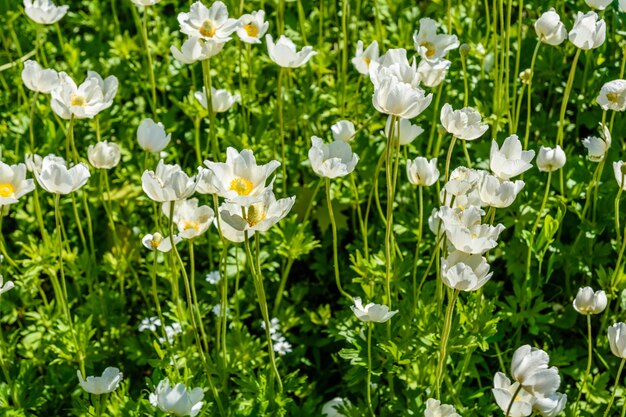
181,220,200,231
246,204,267,227
199,20,217,37
71,94,86,107
607,92,620,104
230,177,254,196
420,41,436,58
244,23,259,37
364,57,371,67
0,183,15,198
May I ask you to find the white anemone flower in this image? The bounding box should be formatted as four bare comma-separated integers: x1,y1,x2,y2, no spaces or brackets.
406,157,439,187
171,36,226,63
141,160,197,202
29,154,90,195
352,40,379,76
266,34,317,68
441,250,493,291
384,116,424,145
439,206,505,255
194,86,240,113
137,118,171,153
177,1,240,44
369,49,420,88
534,392,567,417
615,161,626,190
372,76,432,119
444,166,482,196
149,379,204,417
22,60,59,93
0,275,15,296
417,59,451,88
0,162,35,206
350,297,398,323
413,18,460,62
331,120,356,143
87,141,121,170
50,72,118,120
142,232,182,252
479,175,525,208
596,80,626,112
204,147,280,206
215,202,254,243
585,0,613,10
582,123,611,162
489,135,535,180
237,10,269,44
608,322,626,359
440,103,489,140
162,198,215,239
573,287,607,315
219,189,295,233
322,397,350,417
534,9,567,46
424,398,461,417
511,345,561,397
536,146,566,172
77,367,123,395
24,0,68,24
308,136,359,178
569,11,606,50
492,372,535,417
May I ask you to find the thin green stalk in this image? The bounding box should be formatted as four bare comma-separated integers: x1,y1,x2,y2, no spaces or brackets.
350,172,368,258
277,68,287,196
189,240,210,353
523,41,541,149
141,6,158,116
444,136,458,184
201,59,219,160
525,171,552,280
556,48,582,148
366,323,375,417
604,359,626,417
411,186,424,313
340,0,349,115
506,384,524,417
384,116,398,308
326,178,351,300
616,173,624,242
573,314,593,416
435,288,459,398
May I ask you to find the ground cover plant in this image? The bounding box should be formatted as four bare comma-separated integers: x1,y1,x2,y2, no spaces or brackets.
3,0,626,415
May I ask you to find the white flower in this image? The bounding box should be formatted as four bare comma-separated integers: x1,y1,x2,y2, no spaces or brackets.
273,336,292,355
331,120,356,143
569,11,606,50
0,275,15,295
142,160,197,202
77,367,122,395
205,271,220,285
149,379,204,417
384,116,424,145
585,0,613,10
441,250,493,292
211,303,229,317
215,202,254,243
50,72,117,119
162,198,215,239
322,398,350,417
22,60,59,93
479,175,525,208
511,345,561,397
29,154,90,195
350,297,398,323
596,80,626,112
573,287,607,315
0,162,35,206
87,141,121,170
609,322,626,359
536,146,566,172
439,206,505,255
159,322,183,344
139,317,162,332
266,34,317,68
308,136,359,178
615,161,626,190
492,372,535,417
535,9,567,46
237,10,269,44
24,0,68,24
137,118,171,153
131,0,162,5
204,148,279,206
534,392,567,417
424,398,461,417
86,71,118,110
621,0,626,12
413,18,460,62
440,103,489,140
582,123,611,162
352,40,379,75
445,166,482,197
220,189,295,233
171,36,225,63
142,232,182,252
417,59,451,88
372,76,432,119
490,135,535,180
407,157,439,187
194,86,240,113
370,48,421,88
177,1,239,43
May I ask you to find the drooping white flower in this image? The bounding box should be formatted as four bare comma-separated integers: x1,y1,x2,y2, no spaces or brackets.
50,72,118,120
479,175,525,208
424,398,461,417
266,34,317,68
219,189,295,233
21,60,59,93
352,40,379,75
194,86,240,113
372,76,432,119
439,206,505,255
142,232,182,252
162,198,215,239
384,116,424,145
596,80,626,112
24,0,68,24
0,162,35,206
536,146,566,172
582,123,611,162
350,297,398,323
440,103,489,140
149,379,204,417
308,136,359,178
177,1,240,44
413,18,460,62
441,250,493,291
237,10,269,44
204,148,280,206
490,135,535,180
406,157,439,187
77,367,123,395
511,345,561,397
331,120,356,143
141,160,197,202
534,9,567,46
171,36,225,64
416,59,451,88
569,11,606,50
137,118,171,153
29,154,90,195
573,287,607,315
87,141,121,170
492,372,535,417
585,0,613,10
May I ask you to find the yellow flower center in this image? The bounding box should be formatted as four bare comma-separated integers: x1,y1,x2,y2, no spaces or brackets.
149,236,162,249
364,57,371,67
420,41,436,58
607,92,620,104
230,177,254,196
244,23,259,37
0,183,15,198
71,94,86,107
181,220,200,231
246,204,267,227
199,20,217,37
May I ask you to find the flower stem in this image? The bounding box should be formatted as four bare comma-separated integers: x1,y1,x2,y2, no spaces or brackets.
412,186,424,314
141,6,157,117
435,288,458,398
523,41,541,149
326,178,351,300
506,384,523,417
616,174,624,242
573,314,593,416
525,171,552,280
201,59,219,160
604,358,626,417
556,48,581,148
277,68,287,196
366,323,375,417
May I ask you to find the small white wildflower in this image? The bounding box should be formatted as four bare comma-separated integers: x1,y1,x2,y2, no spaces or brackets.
205,271,221,285
139,317,162,332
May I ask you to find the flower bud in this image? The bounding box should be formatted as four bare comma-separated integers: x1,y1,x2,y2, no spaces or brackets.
536,146,566,172
573,287,607,315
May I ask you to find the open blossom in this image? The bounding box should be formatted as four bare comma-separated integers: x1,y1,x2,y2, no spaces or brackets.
220,189,295,233
413,18,459,62
372,76,432,119
24,0,68,24
407,157,439,187
22,60,59,93
536,146,566,172
0,162,35,206
441,250,493,291
424,398,461,417
266,35,317,68
479,175,525,208
137,118,171,153
351,297,398,323
142,160,197,202
534,393,567,417
535,9,567,46
139,317,161,332
596,80,626,112
237,10,268,44
490,135,535,180
171,36,225,63
352,40,379,75
87,141,121,170
194,86,239,113
573,287,607,315
511,345,561,397
309,136,359,178
569,11,606,50
331,120,356,143
492,372,535,417
142,232,182,252
150,379,204,417
440,103,488,140
370,49,420,88
445,166,482,197
582,123,611,162
439,206,505,254
385,116,424,145
417,59,451,88
51,71,118,119
215,202,254,243
29,155,90,195
162,198,215,239
77,367,122,395
177,1,239,44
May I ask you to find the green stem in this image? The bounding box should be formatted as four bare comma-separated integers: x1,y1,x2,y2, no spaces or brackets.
366,323,375,417
435,288,458,398
201,59,219,160
326,178,351,300
556,48,581,148
412,186,424,313
525,171,552,280
604,359,626,417
506,384,524,417
277,68,287,196
616,175,624,242
523,41,541,149
573,314,593,417
141,6,157,116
